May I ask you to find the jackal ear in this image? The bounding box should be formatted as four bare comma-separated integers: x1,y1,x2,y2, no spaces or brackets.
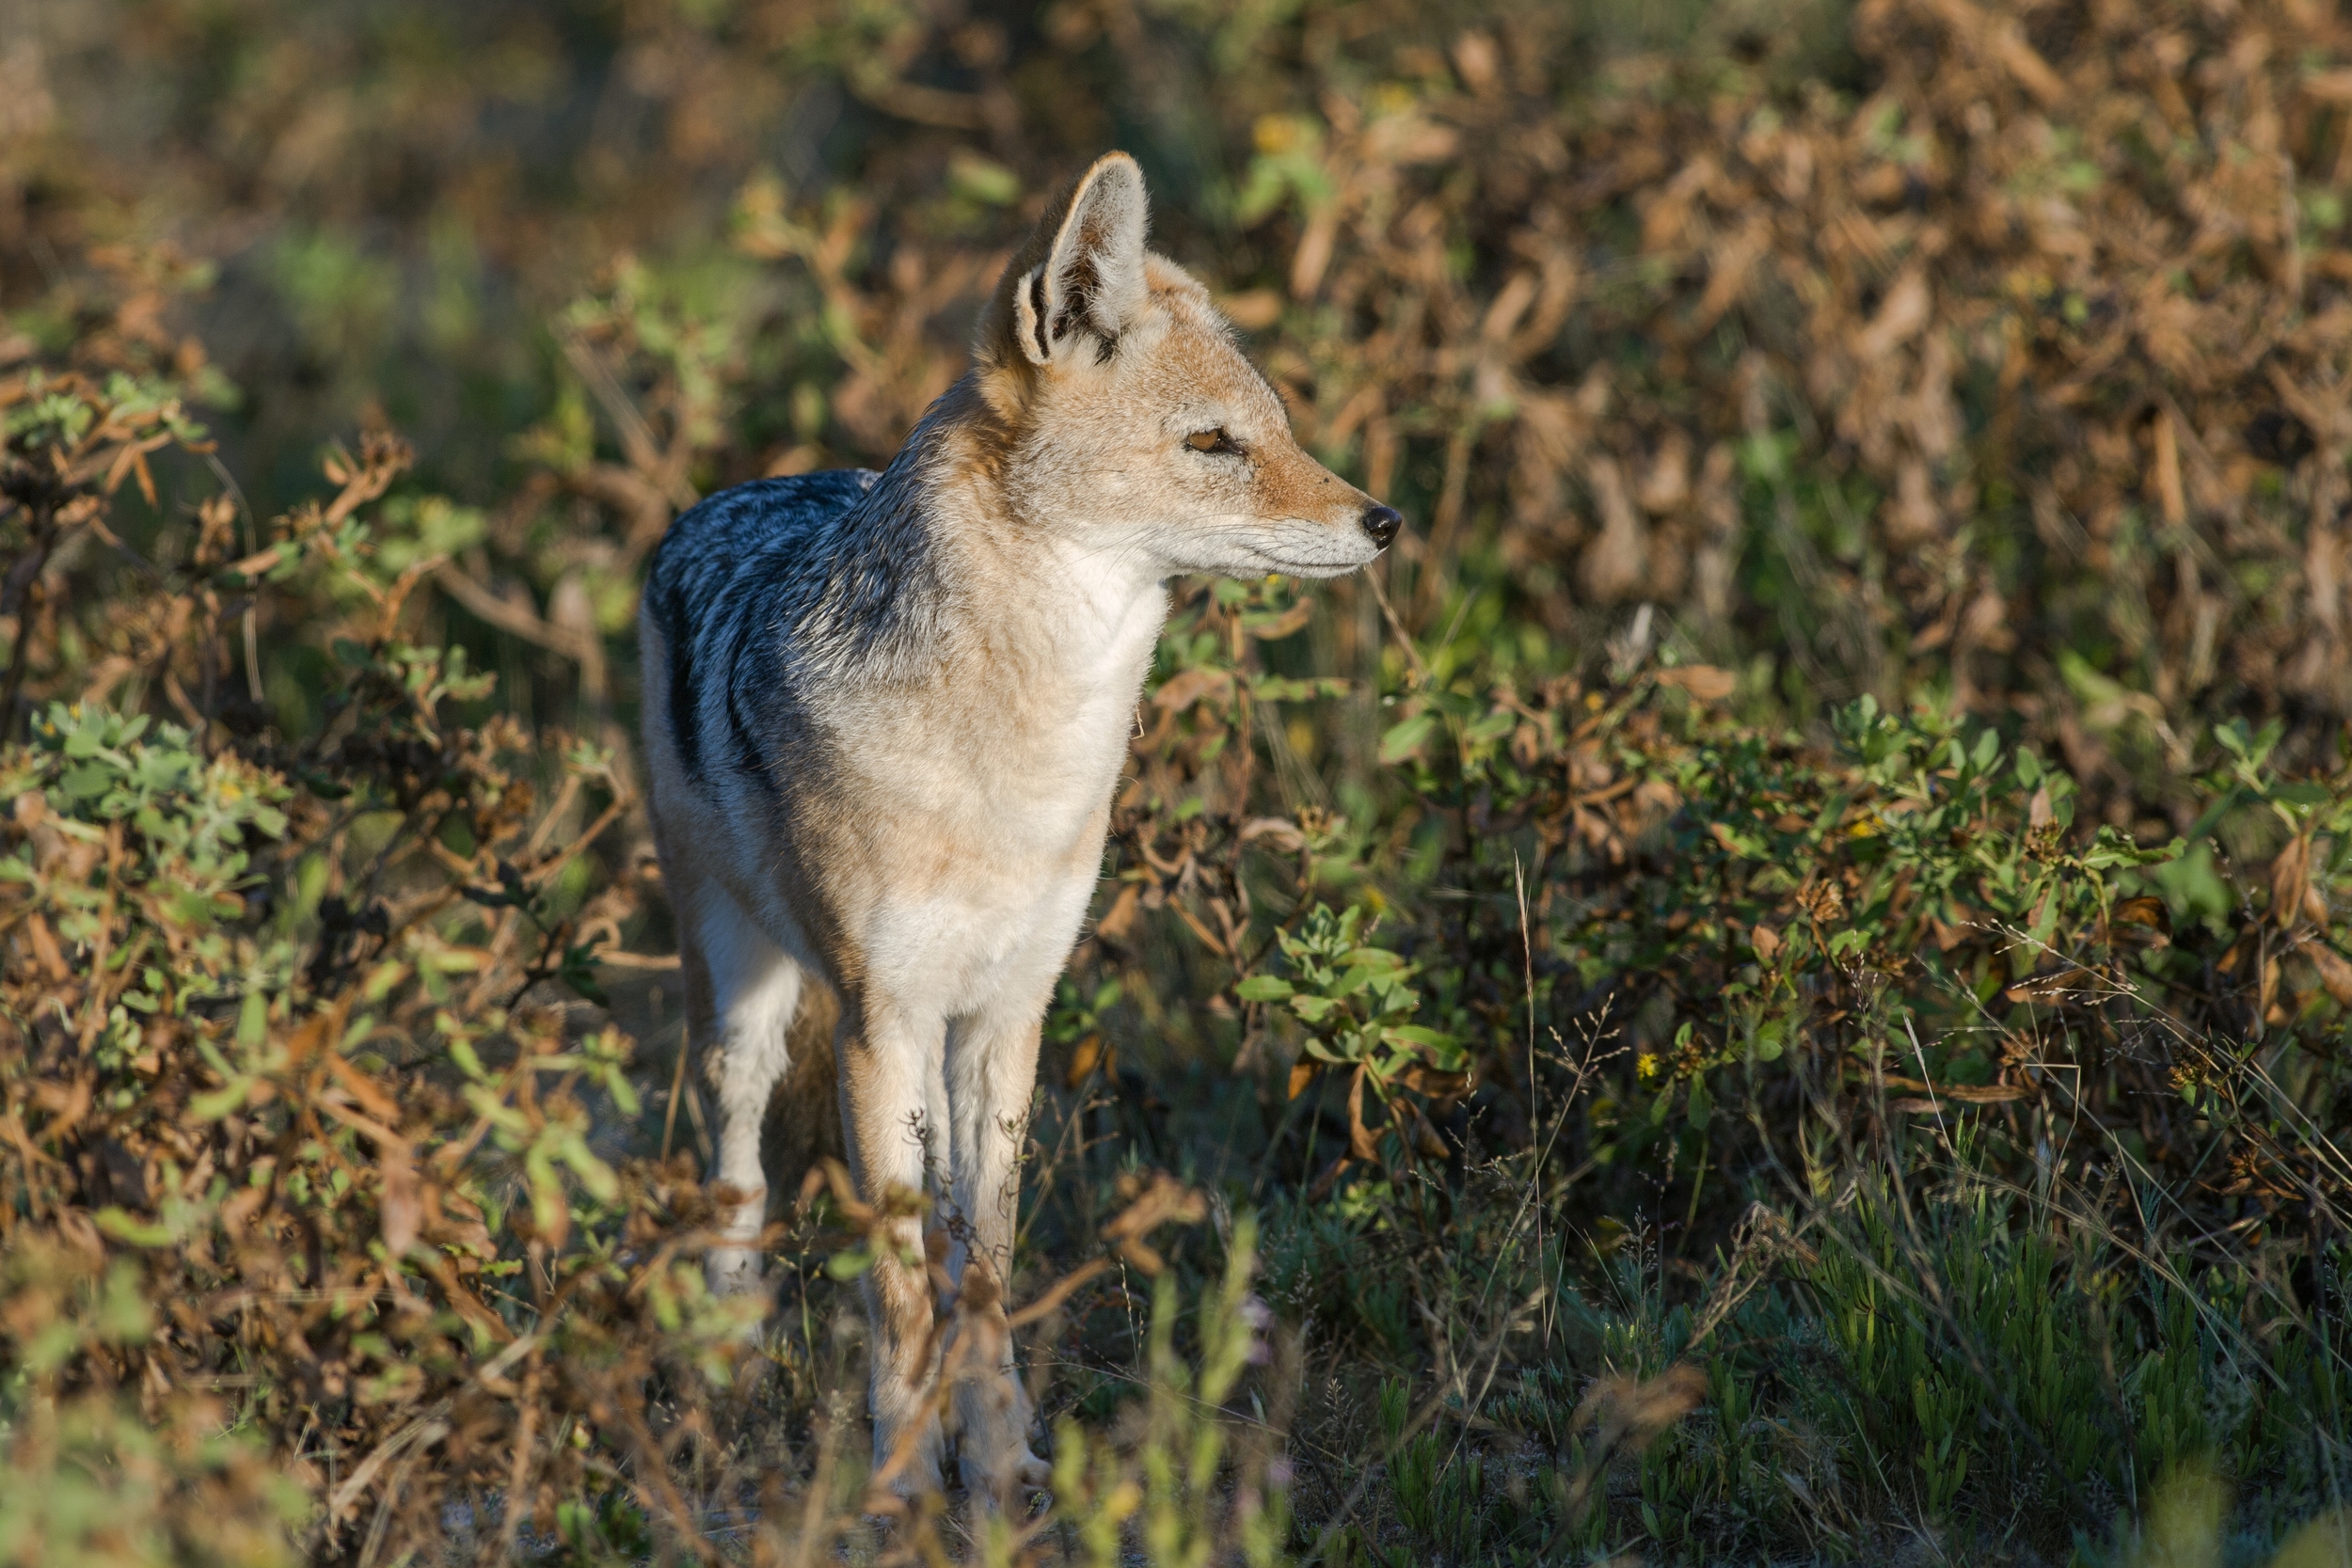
1009,152,1148,368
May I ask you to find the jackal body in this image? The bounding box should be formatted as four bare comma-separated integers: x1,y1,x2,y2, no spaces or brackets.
639,152,1396,1497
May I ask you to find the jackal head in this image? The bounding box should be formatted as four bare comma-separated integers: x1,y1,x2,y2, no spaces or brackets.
971,151,1401,580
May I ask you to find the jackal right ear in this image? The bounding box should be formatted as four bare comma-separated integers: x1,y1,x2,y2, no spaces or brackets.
1005,152,1148,368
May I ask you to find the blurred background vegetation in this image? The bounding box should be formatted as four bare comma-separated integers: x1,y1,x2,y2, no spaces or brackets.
6,0,2352,1561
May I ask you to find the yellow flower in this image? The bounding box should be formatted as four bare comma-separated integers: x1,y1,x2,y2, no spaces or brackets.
1637,1053,1661,1080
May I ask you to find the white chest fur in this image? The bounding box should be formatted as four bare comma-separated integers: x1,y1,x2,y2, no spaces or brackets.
818,543,1166,1014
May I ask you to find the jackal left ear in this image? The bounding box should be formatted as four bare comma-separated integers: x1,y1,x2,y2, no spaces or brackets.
1011,152,1148,367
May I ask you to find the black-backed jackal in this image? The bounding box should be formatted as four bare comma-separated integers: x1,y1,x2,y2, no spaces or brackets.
639,151,1400,1499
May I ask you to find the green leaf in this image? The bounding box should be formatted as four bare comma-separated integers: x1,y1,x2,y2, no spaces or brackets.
1463,709,1516,747
561,1141,620,1203
187,1081,253,1121
2081,828,2185,870
1236,975,1295,1002
1379,712,1437,765
95,1208,176,1247
60,763,112,800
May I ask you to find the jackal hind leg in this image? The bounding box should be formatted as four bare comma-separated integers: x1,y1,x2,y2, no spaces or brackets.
678,885,803,1298
835,990,952,1500
944,999,1052,1499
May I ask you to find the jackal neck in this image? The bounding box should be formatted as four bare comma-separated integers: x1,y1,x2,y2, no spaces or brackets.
832,376,1166,704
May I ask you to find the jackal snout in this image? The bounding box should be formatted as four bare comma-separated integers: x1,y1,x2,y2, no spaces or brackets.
974,151,1403,584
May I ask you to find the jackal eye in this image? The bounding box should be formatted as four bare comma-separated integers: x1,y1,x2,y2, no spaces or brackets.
1185,427,1239,455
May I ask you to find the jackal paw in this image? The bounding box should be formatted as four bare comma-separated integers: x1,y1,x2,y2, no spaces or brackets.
867,1419,947,1511
960,1443,1053,1503
705,1245,766,1301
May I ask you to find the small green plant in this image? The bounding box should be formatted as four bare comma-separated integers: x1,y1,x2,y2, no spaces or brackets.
1240,903,1468,1183
1046,1212,1288,1568
1385,1406,1487,1558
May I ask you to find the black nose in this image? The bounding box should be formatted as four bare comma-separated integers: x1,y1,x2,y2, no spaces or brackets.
1360,505,1402,548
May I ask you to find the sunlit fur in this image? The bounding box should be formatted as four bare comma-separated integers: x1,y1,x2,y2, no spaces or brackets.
638,151,1393,1499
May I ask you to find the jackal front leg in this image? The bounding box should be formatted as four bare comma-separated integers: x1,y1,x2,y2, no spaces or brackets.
944,1001,1051,1498
837,993,952,1498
